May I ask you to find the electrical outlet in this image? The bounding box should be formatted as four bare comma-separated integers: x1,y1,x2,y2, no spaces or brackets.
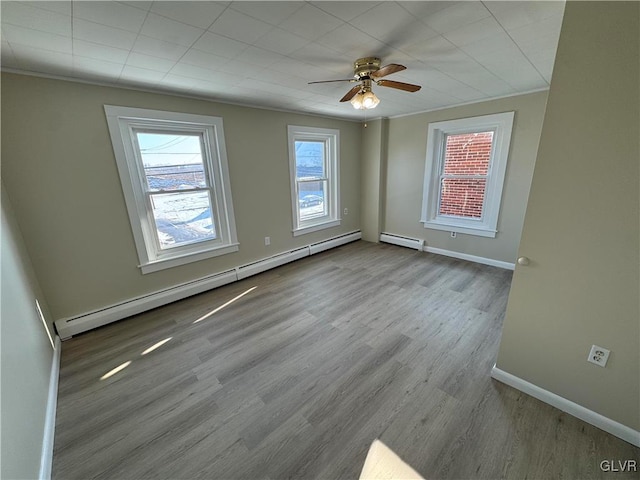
587,345,610,367
264,236,270,246
343,208,348,215
450,232,457,238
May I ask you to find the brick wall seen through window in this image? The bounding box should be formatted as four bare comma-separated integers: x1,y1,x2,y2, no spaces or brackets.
439,131,493,218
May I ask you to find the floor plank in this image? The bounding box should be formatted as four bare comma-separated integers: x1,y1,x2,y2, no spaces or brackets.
52,241,639,479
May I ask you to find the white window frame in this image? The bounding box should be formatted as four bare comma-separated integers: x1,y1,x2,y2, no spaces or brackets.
420,112,514,238
287,125,340,236
104,105,238,274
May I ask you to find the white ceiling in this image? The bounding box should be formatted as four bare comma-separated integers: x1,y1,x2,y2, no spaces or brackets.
0,1,565,120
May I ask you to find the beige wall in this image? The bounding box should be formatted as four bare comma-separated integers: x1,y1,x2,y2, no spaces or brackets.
360,119,387,242
1,73,361,320
1,182,56,479
380,91,548,263
496,1,639,430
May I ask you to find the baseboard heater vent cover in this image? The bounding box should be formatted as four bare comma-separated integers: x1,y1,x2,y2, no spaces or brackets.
236,247,310,280
380,233,424,251
55,269,238,339
55,230,362,339
310,231,362,255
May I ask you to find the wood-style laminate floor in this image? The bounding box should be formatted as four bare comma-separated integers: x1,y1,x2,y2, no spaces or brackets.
53,241,639,480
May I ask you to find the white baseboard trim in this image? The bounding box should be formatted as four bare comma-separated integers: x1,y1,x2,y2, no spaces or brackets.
377,231,515,270
424,246,515,270
55,231,361,339
491,365,640,447
40,336,61,480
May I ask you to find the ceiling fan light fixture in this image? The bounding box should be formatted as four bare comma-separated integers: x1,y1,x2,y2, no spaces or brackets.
350,90,380,110
362,90,380,109
350,92,365,109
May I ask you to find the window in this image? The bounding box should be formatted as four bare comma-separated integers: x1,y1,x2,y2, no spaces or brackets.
287,126,340,236
421,112,514,237
105,106,238,273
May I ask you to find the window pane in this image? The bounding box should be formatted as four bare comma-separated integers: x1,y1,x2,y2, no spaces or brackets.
295,141,325,180
150,191,216,249
298,180,327,222
136,132,206,191
439,178,487,218
443,132,493,176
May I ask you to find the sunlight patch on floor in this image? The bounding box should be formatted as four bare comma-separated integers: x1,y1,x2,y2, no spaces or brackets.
99,361,132,381
193,286,257,324
359,439,424,480
141,337,173,355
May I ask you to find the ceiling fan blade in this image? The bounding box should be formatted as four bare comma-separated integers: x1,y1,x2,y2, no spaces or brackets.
340,85,362,102
371,63,406,79
377,79,421,92
308,79,355,84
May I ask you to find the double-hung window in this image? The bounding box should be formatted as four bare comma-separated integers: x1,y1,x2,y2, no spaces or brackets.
105,106,238,273
287,125,340,236
421,112,514,238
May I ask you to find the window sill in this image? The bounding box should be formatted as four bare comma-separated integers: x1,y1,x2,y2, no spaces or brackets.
140,243,239,274
293,219,341,237
422,220,497,238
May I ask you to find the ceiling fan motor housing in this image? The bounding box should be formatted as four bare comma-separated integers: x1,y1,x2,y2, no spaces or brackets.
354,57,381,79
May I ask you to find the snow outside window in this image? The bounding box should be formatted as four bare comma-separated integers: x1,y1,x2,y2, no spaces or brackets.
105,106,238,273
288,125,340,236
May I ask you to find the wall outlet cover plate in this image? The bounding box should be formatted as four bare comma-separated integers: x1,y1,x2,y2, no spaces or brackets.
587,345,610,367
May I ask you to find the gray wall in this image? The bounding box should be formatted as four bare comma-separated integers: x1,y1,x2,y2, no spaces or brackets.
496,1,639,430
1,73,361,321
1,183,56,479
376,90,548,263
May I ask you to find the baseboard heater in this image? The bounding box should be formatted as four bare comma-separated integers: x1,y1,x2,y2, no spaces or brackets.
380,232,424,251
235,231,361,280
55,269,238,339
236,246,310,280
55,230,361,339
309,231,360,254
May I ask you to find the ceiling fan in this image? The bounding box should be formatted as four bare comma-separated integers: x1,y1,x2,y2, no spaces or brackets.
309,57,421,110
